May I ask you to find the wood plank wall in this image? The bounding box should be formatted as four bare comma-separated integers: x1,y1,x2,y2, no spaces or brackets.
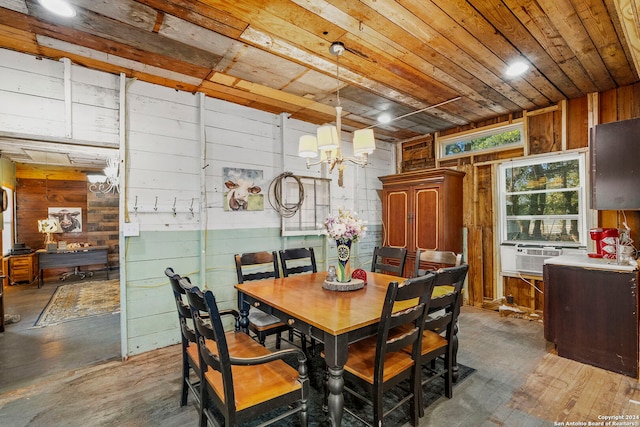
402,83,640,312
15,165,119,279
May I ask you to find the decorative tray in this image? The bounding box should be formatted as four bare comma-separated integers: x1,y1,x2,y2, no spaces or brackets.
322,278,365,291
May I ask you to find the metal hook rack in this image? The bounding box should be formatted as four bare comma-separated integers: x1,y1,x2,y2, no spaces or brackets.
127,195,200,215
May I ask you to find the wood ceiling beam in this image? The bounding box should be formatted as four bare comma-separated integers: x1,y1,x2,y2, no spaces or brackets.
613,0,640,80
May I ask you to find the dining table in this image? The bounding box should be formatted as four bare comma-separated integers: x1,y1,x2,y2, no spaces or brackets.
235,270,455,426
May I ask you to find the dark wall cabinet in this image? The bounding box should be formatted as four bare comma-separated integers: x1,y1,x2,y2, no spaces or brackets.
544,257,639,378
379,169,465,277
591,117,640,210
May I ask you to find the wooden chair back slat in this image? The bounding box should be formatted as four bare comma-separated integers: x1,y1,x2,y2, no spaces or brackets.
279,247,317,277
415,249,462,277
235,251,280,283
371,246,408,276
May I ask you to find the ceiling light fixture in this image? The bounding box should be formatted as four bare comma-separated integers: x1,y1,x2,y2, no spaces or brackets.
298,42,376,187
88,156,119,194
38,0,76,17
377,113,392,124
505,61,529,77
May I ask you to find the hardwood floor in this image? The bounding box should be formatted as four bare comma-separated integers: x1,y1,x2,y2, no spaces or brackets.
1,284,639,426
0,271,120,394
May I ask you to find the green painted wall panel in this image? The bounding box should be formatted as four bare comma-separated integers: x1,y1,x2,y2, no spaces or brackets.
124,225,383,356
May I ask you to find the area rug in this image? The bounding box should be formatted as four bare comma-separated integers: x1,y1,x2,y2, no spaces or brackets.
213,347,475,427
34,279,120,327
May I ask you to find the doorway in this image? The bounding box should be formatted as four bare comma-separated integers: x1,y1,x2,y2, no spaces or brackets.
0,166,121,393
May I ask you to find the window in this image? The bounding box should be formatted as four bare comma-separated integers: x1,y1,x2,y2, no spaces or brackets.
439,122,523,158
499,153,587,247
280,176,330,236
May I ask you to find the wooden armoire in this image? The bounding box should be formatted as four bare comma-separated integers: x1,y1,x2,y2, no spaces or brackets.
379,168,465,277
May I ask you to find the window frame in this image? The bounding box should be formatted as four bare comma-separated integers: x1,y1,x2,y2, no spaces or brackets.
437,121,524,160
280,175,331,236
498,152,588,248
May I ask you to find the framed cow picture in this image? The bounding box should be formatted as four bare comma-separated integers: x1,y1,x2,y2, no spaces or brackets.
48,207,83,233
223,167,264,211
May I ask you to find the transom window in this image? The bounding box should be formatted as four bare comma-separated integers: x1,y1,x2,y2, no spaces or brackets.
439,122,523,158
498,152,587,247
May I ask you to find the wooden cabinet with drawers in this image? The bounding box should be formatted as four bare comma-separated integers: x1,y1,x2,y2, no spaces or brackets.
9,252,38,285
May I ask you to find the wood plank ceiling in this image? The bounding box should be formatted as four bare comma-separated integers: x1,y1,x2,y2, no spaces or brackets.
0,0,639,166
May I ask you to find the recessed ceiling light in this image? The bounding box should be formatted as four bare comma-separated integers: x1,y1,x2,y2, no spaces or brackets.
505,61,529,77
377,113,392,124
38,0,76,18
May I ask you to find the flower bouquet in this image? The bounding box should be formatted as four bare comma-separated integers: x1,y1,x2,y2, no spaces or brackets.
323,208,366,282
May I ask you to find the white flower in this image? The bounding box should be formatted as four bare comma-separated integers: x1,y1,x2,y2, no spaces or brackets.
322,208,367,242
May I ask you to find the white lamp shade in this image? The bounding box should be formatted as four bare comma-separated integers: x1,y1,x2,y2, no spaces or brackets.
316,125,340,150
353,128,376,155
298,135,318,158
38,218,60,233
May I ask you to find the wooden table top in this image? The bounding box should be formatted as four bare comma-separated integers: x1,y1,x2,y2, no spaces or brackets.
236,272,452,336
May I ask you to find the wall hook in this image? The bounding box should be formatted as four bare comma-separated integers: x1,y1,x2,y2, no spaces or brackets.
189,198,194,218
154,196,158,211
172,197,177,217
133,195,138,216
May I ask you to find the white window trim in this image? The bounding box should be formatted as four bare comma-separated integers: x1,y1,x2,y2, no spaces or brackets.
280,175,331,237
497,151,588,248
437,120,524,160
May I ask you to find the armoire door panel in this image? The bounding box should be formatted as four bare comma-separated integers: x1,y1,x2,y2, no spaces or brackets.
384,191,408,247
414,188,438,250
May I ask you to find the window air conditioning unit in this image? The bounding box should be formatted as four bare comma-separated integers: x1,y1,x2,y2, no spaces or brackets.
515,247,562,275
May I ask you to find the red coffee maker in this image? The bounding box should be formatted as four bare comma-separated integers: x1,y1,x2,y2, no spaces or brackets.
589,228,619,259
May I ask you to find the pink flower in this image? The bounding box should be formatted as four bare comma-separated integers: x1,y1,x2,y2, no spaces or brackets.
322,208,366,242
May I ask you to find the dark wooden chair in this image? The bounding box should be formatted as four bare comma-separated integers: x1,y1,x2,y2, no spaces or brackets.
414,249,462,277
410,264,468,414
235,251,289,348
165,267,200,407
336,273,437,426
414,250,466,382
186,285,309,427
279,247,317,277
279,247,318,352
371,246,408,276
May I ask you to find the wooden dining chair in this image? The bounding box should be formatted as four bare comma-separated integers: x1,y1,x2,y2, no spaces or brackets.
410,264,469,415
279,247,318,352
371,246,408,276
165,267,201,407
279,247,317,277
235,251,289,348
186,285,309,427
414,249,462,277
337,272,437,426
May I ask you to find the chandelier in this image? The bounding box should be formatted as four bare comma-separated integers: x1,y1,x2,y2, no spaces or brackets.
298,42,376,187
88,156,120,194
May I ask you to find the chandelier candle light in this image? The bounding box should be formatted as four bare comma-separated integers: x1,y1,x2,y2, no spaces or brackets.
322,208,367,284
298,42,376,187
88,156,120,194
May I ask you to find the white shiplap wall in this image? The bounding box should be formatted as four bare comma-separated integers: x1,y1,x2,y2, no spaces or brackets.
0,49,120,144
0,48,393,357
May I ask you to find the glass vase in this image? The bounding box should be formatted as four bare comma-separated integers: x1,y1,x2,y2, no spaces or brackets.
336,239,352,282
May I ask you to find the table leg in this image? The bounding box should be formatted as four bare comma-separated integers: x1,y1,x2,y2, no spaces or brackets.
237,292,249,334
452,320,459,382
323,334,348,426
